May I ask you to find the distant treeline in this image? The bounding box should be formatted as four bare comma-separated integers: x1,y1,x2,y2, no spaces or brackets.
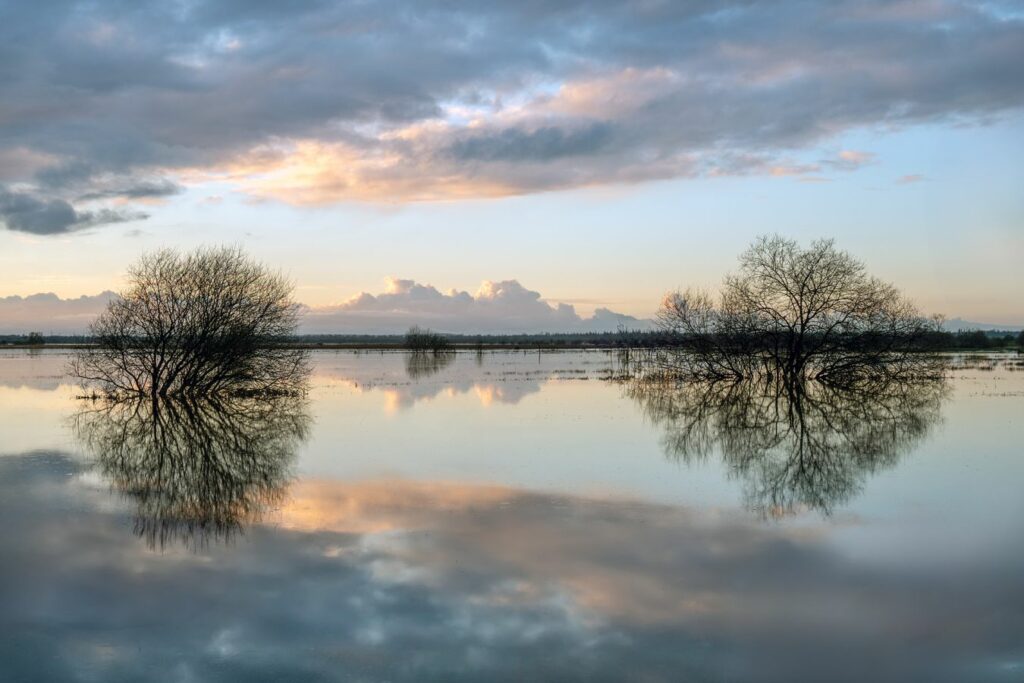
0,333,92,345
302,330,675,348
4,329,1022,350
928,329,1024,350
1,330,670,348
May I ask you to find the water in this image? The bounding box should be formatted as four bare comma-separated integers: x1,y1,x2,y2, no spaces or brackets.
1,349,1022,682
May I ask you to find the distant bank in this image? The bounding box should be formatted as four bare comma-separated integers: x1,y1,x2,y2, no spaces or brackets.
2,330,1022,352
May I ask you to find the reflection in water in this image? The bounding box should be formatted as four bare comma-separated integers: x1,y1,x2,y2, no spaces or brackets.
73,395,310,549
3,455,1022,682
404,350,455,379
309,350,610,412
1,351,1022,681
629,371,948,516
373,350,543,409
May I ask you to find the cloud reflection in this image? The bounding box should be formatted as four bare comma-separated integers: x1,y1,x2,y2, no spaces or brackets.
330,352,560,411
404,351,456,380
0,455,1021,682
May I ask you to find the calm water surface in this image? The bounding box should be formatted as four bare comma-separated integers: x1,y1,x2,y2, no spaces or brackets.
1,349,1022,682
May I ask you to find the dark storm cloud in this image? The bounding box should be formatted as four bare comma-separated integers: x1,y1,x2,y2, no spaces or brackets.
0,0,1022,220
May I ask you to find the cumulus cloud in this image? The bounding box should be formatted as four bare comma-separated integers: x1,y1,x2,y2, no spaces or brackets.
0,291,116,334
0,0,1021,220
0,281,647,334
302,278,649,334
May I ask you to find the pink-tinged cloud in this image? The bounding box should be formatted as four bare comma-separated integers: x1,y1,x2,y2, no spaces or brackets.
301,278,649,334
706,150,876,181
0,281,649,335
826,150,877,171
1,1,1022,230
0,292,116,335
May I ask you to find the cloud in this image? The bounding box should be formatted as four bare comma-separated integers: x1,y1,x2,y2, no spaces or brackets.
0,291,116,334
0,0,1020,219
897,173,926,184
0,281,648,334
315,352,614,411
78,178,183,202
707,149,877,180
449,123,616,163
302,278,650,334
0,187,145,235
822,150,877,171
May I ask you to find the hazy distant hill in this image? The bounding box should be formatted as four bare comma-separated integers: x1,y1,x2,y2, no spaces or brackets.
942,318,1023,332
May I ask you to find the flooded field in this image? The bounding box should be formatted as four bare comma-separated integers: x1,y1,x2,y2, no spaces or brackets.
1,349,1022,682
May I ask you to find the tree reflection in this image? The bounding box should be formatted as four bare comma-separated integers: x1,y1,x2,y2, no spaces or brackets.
405,350,455,379
73,395,311,550
627,368,948,517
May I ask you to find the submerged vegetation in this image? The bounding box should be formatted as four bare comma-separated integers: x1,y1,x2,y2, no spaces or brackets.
404,325,451,352
70,247,309,399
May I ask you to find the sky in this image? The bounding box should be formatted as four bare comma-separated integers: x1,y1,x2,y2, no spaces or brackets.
0,0,1022,332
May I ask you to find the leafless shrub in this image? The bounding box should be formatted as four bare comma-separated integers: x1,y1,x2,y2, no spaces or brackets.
70,246,309,398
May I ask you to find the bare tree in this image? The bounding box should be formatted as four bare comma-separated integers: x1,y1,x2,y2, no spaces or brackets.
647,236,937,382
71,247,309,398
